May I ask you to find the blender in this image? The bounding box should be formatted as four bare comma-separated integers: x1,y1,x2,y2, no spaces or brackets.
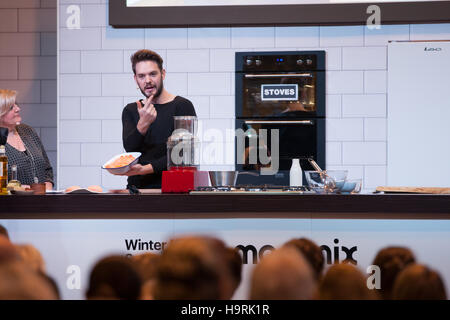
161,116,209,193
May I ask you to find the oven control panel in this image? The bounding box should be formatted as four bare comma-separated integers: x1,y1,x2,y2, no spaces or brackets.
241,54,319,72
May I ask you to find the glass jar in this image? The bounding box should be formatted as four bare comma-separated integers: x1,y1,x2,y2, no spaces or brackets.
7,164,21,191
167,116,199,171
167,130,199,171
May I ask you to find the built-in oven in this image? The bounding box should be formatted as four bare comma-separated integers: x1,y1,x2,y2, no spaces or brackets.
235,51,326,185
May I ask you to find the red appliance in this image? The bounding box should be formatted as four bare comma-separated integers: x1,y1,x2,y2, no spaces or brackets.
162,166,209,193
161,116,209,193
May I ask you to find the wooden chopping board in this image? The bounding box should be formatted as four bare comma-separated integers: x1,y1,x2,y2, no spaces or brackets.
376,186,450,194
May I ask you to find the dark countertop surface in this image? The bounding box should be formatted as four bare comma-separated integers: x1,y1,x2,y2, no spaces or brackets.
0,193,449,220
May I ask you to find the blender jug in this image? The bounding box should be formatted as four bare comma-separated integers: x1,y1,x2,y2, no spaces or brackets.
167,116,199,171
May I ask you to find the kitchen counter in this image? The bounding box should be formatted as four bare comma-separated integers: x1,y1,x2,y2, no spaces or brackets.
1,193,449,220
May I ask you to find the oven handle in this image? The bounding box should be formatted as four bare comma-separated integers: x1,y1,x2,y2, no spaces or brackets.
244,120,314,125
244,73,313,78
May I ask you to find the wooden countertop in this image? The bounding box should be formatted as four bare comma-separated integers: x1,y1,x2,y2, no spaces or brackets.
0,193,449,220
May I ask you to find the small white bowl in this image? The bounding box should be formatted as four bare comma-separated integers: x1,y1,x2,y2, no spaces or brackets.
102,152,141,175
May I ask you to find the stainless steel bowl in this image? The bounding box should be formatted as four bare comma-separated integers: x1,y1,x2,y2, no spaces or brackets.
209,171,238,187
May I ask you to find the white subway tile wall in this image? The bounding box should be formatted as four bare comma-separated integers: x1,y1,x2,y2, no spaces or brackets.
57,1,446,191
0,1,56,183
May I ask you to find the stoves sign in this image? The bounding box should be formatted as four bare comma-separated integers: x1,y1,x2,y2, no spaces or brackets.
261,84,298,101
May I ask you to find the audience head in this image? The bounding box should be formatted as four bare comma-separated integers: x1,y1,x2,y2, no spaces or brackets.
154,235,232,300
0,236,19,263
0,261,57,299
283,237,324,281
131,252,160,300
225,247,243,298
392,264,447,300
372,246,416,299
15,244,46,274
249,247,316,300
86,255,142,300
38,271,61,300
0,225,9,240
318,262,377,300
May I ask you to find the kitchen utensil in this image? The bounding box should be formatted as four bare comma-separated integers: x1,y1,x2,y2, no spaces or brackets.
307,158,336,193
208,171,259,187
162,116,202,193
209,171,238,187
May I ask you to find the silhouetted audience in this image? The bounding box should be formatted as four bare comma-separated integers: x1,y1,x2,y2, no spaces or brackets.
318,263,378,300
0,225,9,240
249,247,316,300
86,255,142,300
0,261,57,299
392,264,447,300
225,247,243,299
0,236,19,263
372,246,416,299
38,271,61,300
283,237,325,281
153,235,232,300
131,252,160,300
15,243,46,274
1,227,449,301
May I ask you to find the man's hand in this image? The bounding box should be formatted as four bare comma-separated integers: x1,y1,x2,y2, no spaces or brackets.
137,94,157,135
118,164,154,176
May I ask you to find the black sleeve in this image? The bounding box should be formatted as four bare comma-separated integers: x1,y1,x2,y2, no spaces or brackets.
122,104,145,152
149,156,166,174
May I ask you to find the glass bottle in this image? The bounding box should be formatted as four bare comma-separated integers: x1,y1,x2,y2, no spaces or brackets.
289,158,303,187
7,164,21,191
0,145,8,195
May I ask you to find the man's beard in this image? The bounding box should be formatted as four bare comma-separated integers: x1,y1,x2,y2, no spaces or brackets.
140,81,163,100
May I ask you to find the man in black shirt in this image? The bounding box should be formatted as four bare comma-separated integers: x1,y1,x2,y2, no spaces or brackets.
120,50,196,188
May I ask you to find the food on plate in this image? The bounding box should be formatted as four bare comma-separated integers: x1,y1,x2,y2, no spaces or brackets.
104,154,136,168
65,185,81,193
87,185,103,193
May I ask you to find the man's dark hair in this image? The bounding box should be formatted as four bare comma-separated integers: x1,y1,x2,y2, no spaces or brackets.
131,49,163,74
0,225,9,240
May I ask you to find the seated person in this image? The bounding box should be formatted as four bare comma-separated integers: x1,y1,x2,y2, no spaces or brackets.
0,89,54,190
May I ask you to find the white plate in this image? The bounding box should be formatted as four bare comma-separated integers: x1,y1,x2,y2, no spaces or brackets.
102,152,141,175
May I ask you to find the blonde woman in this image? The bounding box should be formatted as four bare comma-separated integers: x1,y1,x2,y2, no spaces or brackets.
0,89,53,190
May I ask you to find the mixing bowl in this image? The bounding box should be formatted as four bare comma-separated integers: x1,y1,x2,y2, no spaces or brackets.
305,170,348,193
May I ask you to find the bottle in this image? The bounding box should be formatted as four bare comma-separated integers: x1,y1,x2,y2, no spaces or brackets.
7,164,21,192
0,145,8,195
290,158,302,187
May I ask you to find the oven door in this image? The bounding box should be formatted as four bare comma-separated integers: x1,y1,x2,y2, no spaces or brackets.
235,119,325,174
236,71,325,118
